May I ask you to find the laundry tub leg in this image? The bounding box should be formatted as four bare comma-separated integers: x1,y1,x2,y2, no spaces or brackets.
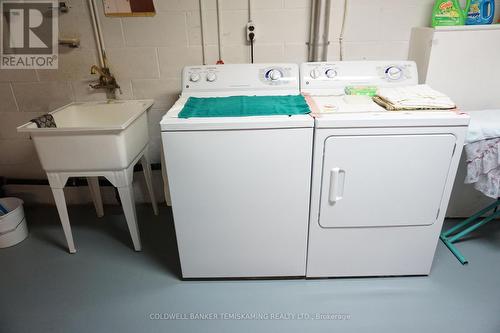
141,153,159,216
87,177,104,218
117,185,142,251
51,187,76,254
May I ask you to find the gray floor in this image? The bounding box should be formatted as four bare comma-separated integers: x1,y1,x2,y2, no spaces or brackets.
1,204,500,333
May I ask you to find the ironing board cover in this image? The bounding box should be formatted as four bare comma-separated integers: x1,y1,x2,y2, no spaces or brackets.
465,110,500,198
178,95,310,118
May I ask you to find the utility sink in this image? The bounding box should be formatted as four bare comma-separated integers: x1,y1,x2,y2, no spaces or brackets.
17,99,158,254
18,100,154,172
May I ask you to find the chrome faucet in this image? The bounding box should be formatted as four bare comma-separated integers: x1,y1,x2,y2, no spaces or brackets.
89,65,121,99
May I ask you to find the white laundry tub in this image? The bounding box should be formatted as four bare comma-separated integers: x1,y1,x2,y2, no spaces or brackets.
0,198,28,248
17,100,154,172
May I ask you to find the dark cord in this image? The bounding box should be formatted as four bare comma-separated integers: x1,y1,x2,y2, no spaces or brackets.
250,39,254,63
249,32,255,64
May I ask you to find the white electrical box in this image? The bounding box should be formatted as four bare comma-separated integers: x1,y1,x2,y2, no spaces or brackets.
246,21,256,42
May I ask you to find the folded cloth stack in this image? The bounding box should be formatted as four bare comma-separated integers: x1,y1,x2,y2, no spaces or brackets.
373,84,456,111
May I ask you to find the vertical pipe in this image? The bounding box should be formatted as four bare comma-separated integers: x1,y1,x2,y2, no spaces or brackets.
311,0,322,61
88,0,105,68
248,0,253,21
199,0,207,65
216,0,223,62
321,0,331,61
339,0,348,61
91,0,108,67
307,0,317,61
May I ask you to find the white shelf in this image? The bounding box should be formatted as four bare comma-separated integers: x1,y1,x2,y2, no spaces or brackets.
434,24,500,32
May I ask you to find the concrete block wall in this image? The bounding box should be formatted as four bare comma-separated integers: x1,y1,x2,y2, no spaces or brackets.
2,0,498,203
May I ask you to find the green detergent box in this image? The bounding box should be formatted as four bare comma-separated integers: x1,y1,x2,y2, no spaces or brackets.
432,0,471,27
344,85,378,97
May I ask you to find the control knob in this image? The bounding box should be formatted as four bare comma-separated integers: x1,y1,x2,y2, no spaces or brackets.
310,68,321,79
325,68,337,79
189,73,201,82
385,66,403,81
268,69,282,81
206,72,217,82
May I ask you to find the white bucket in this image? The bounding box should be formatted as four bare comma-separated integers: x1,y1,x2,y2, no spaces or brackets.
0,198,28,248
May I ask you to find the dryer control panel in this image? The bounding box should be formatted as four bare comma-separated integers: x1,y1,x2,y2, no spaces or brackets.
300,61,419,95
182,63,300,97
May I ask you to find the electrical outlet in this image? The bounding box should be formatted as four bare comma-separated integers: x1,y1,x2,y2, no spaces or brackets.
246,21,256,42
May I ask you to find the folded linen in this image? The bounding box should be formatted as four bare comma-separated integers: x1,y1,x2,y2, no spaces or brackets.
374,84,456,111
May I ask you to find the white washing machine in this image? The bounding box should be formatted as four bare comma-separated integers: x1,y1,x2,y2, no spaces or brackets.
160,64,313,278
301,61,470,277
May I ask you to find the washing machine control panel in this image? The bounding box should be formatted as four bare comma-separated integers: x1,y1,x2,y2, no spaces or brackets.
182,64,300,96
300,61,418,94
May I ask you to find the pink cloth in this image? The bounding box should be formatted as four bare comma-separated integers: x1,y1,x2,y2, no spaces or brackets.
303,94,321,118
465,138,500,199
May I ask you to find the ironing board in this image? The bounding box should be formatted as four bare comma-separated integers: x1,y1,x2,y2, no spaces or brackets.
441,110,500,264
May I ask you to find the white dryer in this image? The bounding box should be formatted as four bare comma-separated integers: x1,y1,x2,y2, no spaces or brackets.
301,61,470,277
161,64,313,278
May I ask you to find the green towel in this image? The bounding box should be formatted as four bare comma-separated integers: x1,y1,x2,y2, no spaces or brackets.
178,95,310,118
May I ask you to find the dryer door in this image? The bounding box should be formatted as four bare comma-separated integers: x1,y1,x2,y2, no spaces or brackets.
318,134,456,228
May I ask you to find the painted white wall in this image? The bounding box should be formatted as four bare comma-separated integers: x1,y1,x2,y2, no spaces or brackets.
1,0,499,203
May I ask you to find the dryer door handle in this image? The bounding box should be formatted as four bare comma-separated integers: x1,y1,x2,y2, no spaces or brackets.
329,168,345,203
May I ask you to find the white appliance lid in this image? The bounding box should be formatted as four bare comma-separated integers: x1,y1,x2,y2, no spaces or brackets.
308,94,469,128
313,107,470,128
160,97,313,131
